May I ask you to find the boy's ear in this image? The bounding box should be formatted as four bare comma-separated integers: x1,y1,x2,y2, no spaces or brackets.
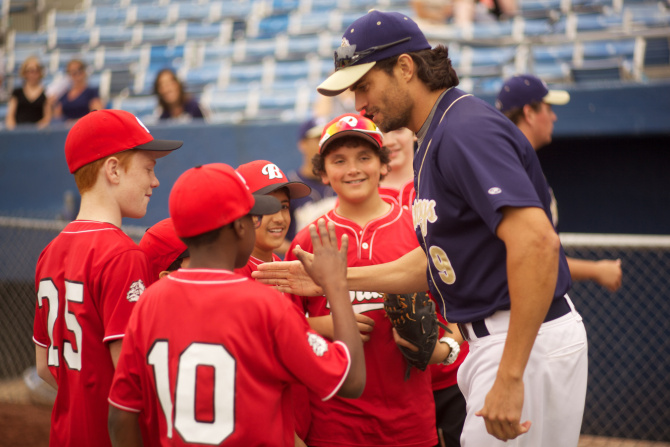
232,218,246,239
320,172,330,186
103,157,121,185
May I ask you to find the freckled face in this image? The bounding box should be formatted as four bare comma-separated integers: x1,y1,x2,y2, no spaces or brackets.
117,151,161,219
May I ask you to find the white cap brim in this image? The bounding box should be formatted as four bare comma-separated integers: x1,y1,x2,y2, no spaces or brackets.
317,62,376,97
544,89,570,105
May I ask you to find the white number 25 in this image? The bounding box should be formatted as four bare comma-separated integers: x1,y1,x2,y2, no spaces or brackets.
37,279,84,370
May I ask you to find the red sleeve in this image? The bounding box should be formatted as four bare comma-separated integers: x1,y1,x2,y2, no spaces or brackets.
108,304,144,412
99,249,151,343
274,299,350,401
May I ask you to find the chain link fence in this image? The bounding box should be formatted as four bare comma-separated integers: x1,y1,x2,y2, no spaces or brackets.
1,219,668,441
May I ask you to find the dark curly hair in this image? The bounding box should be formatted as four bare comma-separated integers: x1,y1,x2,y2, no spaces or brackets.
375,45,459,91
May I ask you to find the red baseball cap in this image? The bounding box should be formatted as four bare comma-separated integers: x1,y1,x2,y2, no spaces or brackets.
169,163,282,238
139,217,189,282
64,109,183,173
236,160,311,199
319,113,383,154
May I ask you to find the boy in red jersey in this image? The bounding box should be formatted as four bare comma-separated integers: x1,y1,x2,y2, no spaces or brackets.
32,109,182,447
286,113,437,447
107,163,365,446
235,159,311,277
140,217,191,283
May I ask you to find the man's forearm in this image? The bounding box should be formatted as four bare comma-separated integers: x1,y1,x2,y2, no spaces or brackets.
347,246,429,293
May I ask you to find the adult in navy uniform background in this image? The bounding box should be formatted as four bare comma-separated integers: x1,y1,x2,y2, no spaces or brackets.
258,10,589,447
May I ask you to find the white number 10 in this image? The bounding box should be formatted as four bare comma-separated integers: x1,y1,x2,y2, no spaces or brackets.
148,341,236,444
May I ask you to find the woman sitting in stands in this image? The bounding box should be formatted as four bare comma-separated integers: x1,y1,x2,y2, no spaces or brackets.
5,56,52,130
153,68,205,121
54,59,104,122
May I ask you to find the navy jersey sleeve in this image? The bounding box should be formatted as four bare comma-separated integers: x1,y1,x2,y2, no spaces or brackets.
435,106,544,233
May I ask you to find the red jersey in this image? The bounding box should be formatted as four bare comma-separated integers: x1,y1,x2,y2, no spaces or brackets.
378,179,416,211
234,253,281,278
234,252,312,440
109,269,351,446
32,220,150,447
287,204,437,447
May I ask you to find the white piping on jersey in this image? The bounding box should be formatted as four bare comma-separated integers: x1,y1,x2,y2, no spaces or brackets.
62,227,122,235
326,204,402,260
108,398,141,413
322,340,351,402
416,93,472,315
166,269,248,285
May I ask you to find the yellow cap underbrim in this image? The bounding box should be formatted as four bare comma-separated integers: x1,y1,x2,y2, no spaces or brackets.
544,89,570,105
317,62,377,97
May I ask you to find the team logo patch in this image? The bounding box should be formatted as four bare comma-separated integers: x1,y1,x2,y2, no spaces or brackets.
307,332,328,357
488,187,502,195
126,279,146,302
261,163,283,180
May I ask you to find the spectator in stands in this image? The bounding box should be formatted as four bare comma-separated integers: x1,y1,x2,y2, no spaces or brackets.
411,0,516,25
53,59,104,122
153,68,205,121
496,74,622,292
5,55,52,130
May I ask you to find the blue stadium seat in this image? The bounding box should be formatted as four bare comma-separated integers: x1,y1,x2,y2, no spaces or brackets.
148,45,184,68
96,47,145,71
111,96,157,120
128,4,171,25
185,22,231,43
182,64,223,91
137,25,179,46
218,1,254,20
582,39,636,60
643,37,670,66
532,43,574,63
226,63,267,85
92,6,128,26
92,26,135,47
173,3,213,23
276,34,322,60
571,58,623,83
8,30,50,51
50,28,93,50
235,38,278,62
256,14,290,38
47,10,90,29
290,12,333,34
273,59,311,81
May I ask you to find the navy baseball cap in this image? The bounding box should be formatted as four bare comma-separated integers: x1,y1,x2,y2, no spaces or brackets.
317,10,431,97
496,74,570,113
297,117,324,141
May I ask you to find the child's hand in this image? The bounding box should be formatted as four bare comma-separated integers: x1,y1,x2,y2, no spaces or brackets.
297,219,348,288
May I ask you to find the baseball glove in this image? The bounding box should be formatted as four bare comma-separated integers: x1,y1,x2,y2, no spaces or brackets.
383,291,447,380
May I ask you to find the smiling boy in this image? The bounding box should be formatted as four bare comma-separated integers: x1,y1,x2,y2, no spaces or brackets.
235,160,311,276
285,113,437,447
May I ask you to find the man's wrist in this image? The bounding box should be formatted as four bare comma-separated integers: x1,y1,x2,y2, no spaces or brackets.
439,336,460,365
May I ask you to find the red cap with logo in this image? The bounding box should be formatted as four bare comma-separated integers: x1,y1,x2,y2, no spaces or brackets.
139,217,189,282
64,109,183,173
318,113,383,155
169,163,282,238
236,160,311,199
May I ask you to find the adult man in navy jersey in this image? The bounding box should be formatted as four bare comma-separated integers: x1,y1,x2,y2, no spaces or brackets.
257,10,588,447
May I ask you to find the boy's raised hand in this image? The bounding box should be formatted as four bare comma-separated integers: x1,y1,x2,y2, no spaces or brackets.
296,219,348,288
